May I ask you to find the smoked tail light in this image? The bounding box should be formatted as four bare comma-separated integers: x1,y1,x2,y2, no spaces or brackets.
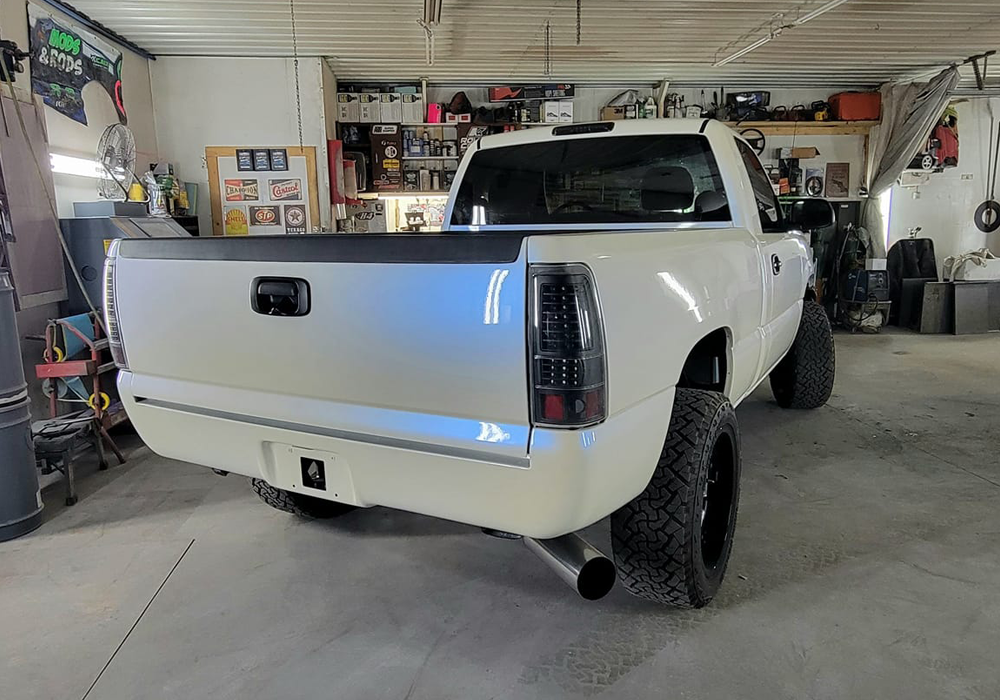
529,264,606,428
103,239,129,370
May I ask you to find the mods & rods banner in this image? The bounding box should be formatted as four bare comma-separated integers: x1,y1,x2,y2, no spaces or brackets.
27,4,126,126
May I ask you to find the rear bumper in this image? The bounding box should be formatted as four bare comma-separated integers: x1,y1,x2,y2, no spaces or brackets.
119,372,673,539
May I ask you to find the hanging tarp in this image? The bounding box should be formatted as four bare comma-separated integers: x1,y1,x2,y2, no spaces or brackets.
27,3,126,126
861,66,960,257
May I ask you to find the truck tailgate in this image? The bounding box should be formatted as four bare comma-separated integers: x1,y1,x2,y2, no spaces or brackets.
113,235,531,462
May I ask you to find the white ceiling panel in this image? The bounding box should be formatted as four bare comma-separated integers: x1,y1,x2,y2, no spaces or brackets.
57,0,1000,86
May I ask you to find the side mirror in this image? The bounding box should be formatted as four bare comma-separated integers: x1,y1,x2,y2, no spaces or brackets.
786,198,835,231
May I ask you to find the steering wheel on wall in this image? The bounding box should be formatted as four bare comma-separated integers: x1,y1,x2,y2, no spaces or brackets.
740,128,767,156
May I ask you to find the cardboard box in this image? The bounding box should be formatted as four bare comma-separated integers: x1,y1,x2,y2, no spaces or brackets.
543,101,561,123
336,93,360,123
379,93,402,123
370,125,402,191
445,113,472,123
601,105,637,120
778,147,821,159
559,101,574,123
358,93,380,123
401,93,425,123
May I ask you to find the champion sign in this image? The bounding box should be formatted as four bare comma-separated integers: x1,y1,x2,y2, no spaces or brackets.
224,179,259,202
268,178,302,201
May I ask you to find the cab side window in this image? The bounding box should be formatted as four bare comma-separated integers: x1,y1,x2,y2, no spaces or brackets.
736,140,783,233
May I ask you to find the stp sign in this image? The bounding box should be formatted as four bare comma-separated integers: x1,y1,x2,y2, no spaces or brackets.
249,206,281,226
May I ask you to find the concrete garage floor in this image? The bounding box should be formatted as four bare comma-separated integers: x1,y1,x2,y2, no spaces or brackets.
3,331,999,700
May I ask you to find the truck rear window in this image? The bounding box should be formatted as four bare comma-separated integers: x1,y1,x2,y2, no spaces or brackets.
450,135,730,227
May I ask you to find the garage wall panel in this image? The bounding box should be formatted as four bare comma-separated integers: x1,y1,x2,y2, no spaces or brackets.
888,99,1000,274
150,56,330,233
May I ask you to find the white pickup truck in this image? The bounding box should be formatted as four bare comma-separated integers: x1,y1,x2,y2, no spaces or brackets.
105,119,835,607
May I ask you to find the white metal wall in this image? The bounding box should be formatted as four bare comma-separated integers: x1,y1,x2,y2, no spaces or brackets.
150,56,332,234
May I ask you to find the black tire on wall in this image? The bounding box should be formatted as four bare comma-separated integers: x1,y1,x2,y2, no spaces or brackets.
250,479,357,519
611,388,741,608
769,299,836,409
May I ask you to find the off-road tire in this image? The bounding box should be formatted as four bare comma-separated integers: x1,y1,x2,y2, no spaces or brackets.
769,299,835,409
611,389,741,608
250,479,356,519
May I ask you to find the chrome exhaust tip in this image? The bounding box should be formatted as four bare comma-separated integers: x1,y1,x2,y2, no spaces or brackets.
523,532,617,601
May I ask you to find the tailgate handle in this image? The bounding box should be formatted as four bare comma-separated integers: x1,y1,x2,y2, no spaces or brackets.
251,277,310,317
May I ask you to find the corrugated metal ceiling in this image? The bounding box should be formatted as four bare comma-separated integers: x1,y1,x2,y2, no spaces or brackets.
60,0,1000,86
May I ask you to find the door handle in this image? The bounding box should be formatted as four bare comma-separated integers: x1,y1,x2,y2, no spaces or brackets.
251,277,310,316
771,254,782,275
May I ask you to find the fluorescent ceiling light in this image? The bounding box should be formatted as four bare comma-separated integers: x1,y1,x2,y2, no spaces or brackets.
795,0,851,25
50,153,104,179
713,35,775,67
423,0,442,25
713,0,852,67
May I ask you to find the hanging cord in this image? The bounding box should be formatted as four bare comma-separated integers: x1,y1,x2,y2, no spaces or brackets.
507,0,564,78
990,117,1000,203
290,0,304,148
576,0,582,45
544,20,552,77
986,109,994,203
0,60,106,333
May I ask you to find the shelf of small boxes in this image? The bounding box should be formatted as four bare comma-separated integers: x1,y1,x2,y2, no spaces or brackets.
337,89,578,202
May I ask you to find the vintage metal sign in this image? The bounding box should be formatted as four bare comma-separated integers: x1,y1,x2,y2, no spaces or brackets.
249,206,281,226
284,204,307,233
223,207,248,236
224,179,259,202
269,179,302,201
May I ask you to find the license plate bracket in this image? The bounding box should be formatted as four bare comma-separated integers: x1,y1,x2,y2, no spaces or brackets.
265,444,359,505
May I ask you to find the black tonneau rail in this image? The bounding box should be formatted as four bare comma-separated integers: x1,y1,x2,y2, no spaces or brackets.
117,234,527,264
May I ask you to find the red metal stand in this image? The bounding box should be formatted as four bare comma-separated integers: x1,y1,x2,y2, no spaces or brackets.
34,313,127,468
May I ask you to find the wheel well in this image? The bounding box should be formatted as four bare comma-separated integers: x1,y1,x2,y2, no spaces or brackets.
677,328,730,396
804,287,817,302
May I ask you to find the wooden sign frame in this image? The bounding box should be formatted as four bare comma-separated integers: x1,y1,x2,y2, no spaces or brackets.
206,146,321,236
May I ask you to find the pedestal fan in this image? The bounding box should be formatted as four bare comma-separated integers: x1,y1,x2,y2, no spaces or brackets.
95,123,139,200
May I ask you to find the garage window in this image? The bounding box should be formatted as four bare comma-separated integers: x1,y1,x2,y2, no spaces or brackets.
451,135,730,227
